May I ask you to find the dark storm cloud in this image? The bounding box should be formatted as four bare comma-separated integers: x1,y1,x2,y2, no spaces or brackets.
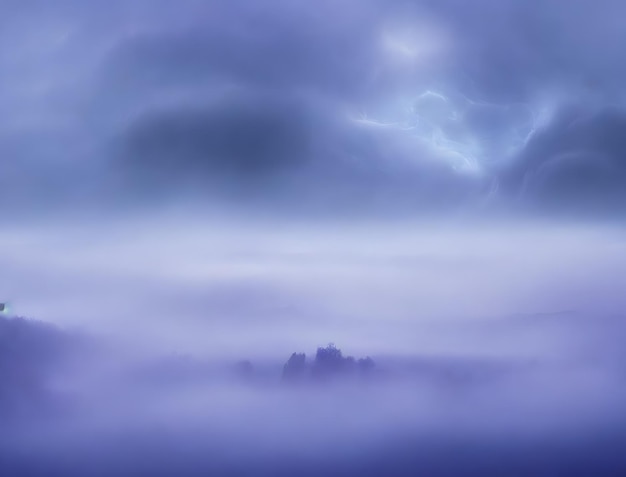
2,0,626,216
417,0,626,215
119,91,315,178
95,0,448,201
424,0,626,100
98,1,377,99
501,106,626,215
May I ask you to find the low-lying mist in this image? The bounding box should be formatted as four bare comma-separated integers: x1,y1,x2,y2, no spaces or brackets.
1,314,625,476
1,216,625,475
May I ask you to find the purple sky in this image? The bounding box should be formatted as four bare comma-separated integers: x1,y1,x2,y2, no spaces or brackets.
1,0,626,218
1,1,626,475
1,0,625,348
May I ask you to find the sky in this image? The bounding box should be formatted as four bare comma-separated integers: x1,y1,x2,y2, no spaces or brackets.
2,0,626,218
1,1,626,475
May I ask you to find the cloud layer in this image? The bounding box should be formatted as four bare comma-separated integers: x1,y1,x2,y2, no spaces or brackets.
2,0,626,217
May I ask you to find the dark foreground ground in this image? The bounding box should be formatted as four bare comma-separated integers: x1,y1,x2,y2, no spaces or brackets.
2,429,626,477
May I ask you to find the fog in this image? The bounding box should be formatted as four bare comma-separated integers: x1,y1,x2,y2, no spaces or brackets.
2,218,626,356
1,218,626,475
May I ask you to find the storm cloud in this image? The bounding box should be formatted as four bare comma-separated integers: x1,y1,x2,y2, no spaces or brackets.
2,0,626,216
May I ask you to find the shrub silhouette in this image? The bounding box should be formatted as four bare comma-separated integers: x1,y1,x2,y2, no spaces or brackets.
312,343,353,379
282,352,307,382
358,357,375,373
235,360,254,379
281,344,376,383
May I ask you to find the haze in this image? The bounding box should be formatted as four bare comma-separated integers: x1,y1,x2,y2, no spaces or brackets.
1,0,626,475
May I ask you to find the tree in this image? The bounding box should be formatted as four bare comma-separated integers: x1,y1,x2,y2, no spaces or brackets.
358,357,375,373
282,352,306,382
312,344,357,379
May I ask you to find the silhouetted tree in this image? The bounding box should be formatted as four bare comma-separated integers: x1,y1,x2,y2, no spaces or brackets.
281,344,376,384
315,343,342,363
312,344,358,380
358,357,375,373
282,352,306,382
235,360,254,379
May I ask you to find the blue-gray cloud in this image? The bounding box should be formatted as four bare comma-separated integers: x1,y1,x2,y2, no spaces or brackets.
2,0,626,217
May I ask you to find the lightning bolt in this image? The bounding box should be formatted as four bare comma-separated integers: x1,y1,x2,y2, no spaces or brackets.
351,86,546,176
